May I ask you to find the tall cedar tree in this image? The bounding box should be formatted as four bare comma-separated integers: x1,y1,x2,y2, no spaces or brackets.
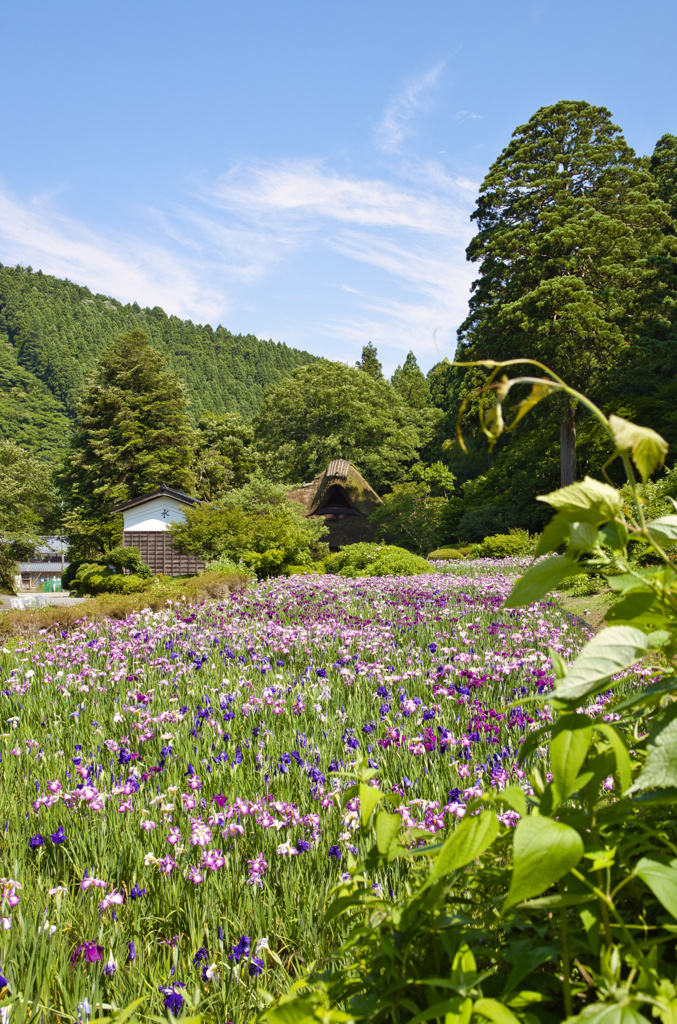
60,329,196,555
391,351,431,409
355,342,384,380
455,100,674,485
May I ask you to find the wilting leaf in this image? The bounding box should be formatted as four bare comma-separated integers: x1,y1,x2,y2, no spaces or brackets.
609,414,668,483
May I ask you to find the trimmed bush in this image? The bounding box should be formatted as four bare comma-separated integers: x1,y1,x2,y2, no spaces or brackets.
427,546,473,560
473,529,535,559
324,543,433,578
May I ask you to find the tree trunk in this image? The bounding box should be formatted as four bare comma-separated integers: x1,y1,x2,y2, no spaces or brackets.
560,406,577,487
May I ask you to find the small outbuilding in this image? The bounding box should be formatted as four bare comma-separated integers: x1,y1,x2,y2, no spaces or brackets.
287,459,381,549
111,484,204,576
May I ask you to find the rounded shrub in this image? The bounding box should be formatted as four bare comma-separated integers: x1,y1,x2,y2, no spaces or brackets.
324,543,433,577
427,546,473,560
474,529,534,559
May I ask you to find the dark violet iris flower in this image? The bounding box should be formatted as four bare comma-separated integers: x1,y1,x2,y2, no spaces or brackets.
228,935,251,962
0,968,8,987
159,983,185,1014
129,885,146,899
50,825,67,844
328,845,341,860
296,839,310,853
28,834,44,849
71,942,104,963
192,946,209,966
249,956,264,977
127,941,136,961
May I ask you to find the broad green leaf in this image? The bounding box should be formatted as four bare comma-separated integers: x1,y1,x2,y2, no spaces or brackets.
375,810,401,854
495,786,527,817
647,630,672,649
634,856,677,919
599,520,629,551
552,627,649,703
612,676,677,713
536,512,570,556
264,999,323,1024
566,1002,651,1023
537,476,623,523
647,514,677,546
427,811,499,885
517,724,550,763
473,998,522,1024
607,566,676,593
504,555,583,608
629,704,677,792
568,521,601,552
443,997,473,1024
609,414,668,483
549,648,568,679
502,945,559,996
407,997,472,1024
604,591,667,630
505,815,584,908
596,724,632,794
550,715,593,804
359,782,383,827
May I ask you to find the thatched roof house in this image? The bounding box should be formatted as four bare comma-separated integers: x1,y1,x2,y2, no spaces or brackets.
287,459,381,549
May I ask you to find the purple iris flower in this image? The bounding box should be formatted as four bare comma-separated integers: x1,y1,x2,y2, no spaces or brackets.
50,825,67,845
158,983,185,1014
28,834,44,850
249,956,264,977
192,946,209,967
228,935,251,962
328,845,341,860
127,941,136,962
71,942,104,963
296,840,311,853
129,885,146,899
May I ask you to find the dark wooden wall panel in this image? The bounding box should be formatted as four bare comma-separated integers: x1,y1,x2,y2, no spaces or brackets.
123,532,204,576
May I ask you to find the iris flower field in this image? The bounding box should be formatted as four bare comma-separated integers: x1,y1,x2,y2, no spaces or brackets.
0,563,642,1021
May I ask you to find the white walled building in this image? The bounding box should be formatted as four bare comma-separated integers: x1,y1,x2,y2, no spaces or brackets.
111,485,204,576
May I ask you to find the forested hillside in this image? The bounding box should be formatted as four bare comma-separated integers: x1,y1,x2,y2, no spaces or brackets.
0,264,316,457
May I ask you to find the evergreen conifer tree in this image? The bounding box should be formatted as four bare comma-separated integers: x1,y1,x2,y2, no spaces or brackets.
60,329,196,555
391,352,431,409
355,342,384,380
455,100,674,485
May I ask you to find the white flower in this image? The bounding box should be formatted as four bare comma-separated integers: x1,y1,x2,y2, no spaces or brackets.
144,852,159,867
256,937,269,954
38,921,57,937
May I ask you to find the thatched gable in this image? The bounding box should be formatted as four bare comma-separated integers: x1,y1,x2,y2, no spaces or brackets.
287,460,381,549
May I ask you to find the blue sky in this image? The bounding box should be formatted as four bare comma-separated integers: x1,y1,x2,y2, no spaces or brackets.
0,0,675,374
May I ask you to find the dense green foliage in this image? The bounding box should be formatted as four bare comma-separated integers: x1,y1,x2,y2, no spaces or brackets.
254,361,439,492
0,263,316,457
263,367,677,1024
423,102,677,537
59,330,196,557
0,440,54,592
323,542,433,577
169,478,328,576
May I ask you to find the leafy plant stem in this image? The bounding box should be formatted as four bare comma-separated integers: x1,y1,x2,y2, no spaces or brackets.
559,897,573,1018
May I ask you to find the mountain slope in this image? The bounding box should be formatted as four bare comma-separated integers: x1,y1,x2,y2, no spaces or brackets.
0,263,317,458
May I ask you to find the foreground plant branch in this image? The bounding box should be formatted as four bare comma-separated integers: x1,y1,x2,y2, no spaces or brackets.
262,360,677,1024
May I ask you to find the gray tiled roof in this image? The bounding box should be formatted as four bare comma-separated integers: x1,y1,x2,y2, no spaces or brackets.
18,562,69,573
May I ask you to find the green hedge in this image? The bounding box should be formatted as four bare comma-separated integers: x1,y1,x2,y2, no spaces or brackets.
324,543,433,578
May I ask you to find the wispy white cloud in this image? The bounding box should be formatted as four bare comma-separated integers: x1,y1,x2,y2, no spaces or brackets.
0,185,225,323
0,145,479,368
376,61,447,154
451,110,484,123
